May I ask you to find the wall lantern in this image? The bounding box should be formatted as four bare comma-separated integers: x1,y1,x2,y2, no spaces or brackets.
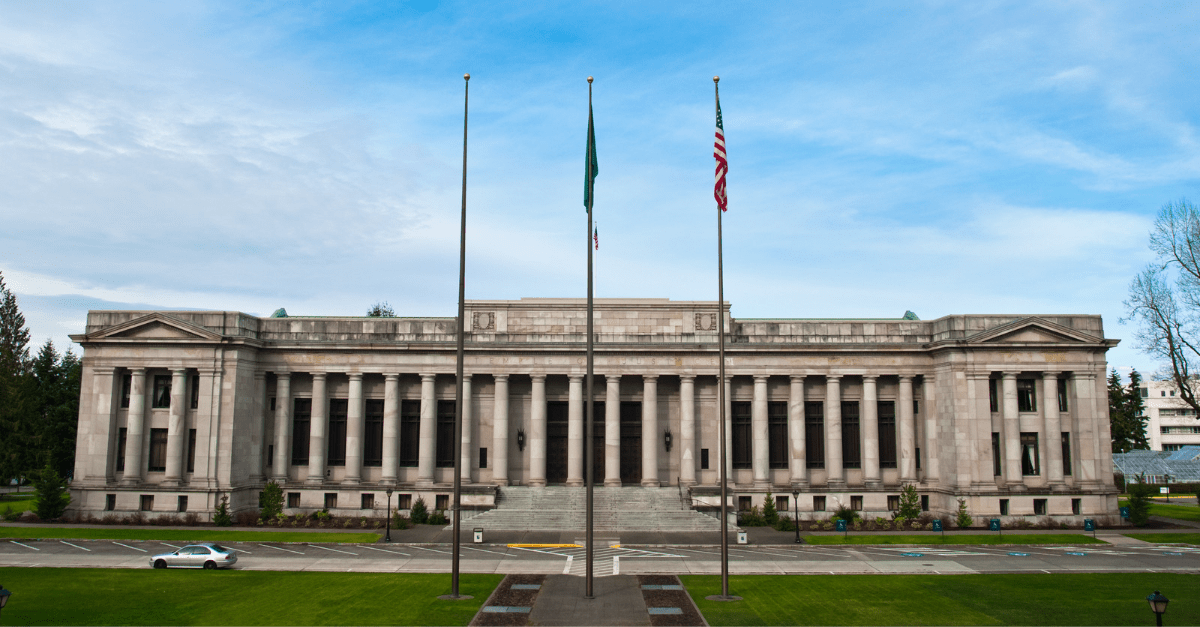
516,429,526,452
664,429,673,452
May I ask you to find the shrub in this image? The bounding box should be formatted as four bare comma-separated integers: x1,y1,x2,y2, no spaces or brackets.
772,517,796,532
821,520,834,531
360,516,368,528
213,493,232,527
260,481,284,521
1127,475,1153,527
955,497,973,529
738,506,767,526
1,505,18,522
410,497,429,524
184,512,201,526
831,505,859,523
762,491,779,526
897,484,922,520
315,509,331,521
101,513,120,525
393,511,411,529
235,510,258,526
429,510,448,525
32,463,71,520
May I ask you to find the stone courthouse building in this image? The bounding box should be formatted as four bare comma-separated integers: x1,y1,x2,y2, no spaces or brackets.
69,298,1120,523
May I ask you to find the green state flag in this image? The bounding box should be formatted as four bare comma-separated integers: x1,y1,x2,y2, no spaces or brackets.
584,102,598,210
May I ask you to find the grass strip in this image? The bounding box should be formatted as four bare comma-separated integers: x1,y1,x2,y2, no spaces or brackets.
683,573,1200,626
0,493,35,505
1125,533,1200,545
802,533,1106,545
0,568,499,626
0,526,379,543
1119,499,1200,523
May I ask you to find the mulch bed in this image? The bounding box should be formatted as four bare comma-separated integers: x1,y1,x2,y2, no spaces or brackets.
470,574,545,627
638,574,706,627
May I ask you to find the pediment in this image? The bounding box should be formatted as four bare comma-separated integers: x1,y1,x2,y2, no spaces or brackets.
89,313,224,342
966,317,1099,345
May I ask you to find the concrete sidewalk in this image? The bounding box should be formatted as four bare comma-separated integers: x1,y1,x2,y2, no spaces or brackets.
528,575,651,627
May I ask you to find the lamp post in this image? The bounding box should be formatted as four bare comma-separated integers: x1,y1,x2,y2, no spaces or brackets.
1147,590,1169,626
0,583,11,620
384,489,393,543
792,489,801,544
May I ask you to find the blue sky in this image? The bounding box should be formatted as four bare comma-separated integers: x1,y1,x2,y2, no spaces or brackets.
3,1,1199,378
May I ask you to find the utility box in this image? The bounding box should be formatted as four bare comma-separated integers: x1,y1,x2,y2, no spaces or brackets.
473,528,483,544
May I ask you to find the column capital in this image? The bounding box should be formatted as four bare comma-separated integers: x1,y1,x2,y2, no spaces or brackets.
568,374,584,382
898,374,914,381
348,372,363,381
420,373,437,383
171,367,188,376
384,373,399,381
129,367,147,375
1041,370,1060,378
862,374,878,382
826,374,842,382
530,373,546,383
679,374,696,382
753,374,770,382
494,373,509,383
1074,371,1096,381
1000,371,1019,379
273,370,291,379
789,374,805,383
643,374,658,382
312,372,328,381
462,373,472,382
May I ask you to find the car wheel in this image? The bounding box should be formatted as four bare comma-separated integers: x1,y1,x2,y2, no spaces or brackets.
203,560,217,570
154,559,167,569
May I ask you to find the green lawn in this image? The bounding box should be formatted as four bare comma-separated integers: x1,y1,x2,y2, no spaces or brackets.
684,573,1200,626
803,533,1106,545
1125,533,1200,545
1120,498,1200,523
0,568,500,626
0,493,35,510
0,526,379,543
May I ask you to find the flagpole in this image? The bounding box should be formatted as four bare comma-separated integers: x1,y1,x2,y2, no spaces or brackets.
585,74,596,600
714,75,732,601
448,72,470,601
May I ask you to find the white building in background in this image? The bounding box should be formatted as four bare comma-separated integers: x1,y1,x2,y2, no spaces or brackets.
1140,379,1200,451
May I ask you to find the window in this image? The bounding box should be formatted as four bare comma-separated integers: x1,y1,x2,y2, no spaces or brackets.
850,495,863,511
400,400,420,467
1140,387,1149,398
190,374,200,410
1171,389,1176,396
700,449,709,470
288,492,300,508
270,397,276,411
999,499,1009,516
915,447,921,470
187,429,196,473
776,495,789,512
812,496,826,512
842,401,861,469
913,399,920,415
1071,498,1081,515
1061,432,1072,476
1058,378,1068,412
362,494,375,509
1164,444,1184,451
267,444,273,466
992,432,1002,477
738,496,752,511
921,495,929,511
324,493,338,509
397,494,412,510
105,494,116,511
148,428,168,472
292,398,311,465
1033,499,1047,516
989,378,999,412
327,399,348,466
479,447,488,469
768,401,788,469
177,496,188,512
364,399,384,466
1020,432,1040,476
152,375,172,408
731,401,751,469
435,494,449,511
436,400,456,468
1017,379,1036,412
887,495,900,511
805,401,824,469
121,374,131,408
116,427,128,472
1162,426,1200,434
878,401,897,469
140,495,154,511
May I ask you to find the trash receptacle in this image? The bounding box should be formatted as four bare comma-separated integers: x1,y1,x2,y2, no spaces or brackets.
473,528,483,544
737,530,748,544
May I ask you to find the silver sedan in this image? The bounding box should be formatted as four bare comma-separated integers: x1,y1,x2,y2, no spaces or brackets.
149,543,238,569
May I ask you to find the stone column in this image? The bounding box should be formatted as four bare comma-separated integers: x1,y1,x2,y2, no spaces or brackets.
969,372,994,490
344,373,365,484
922,374,939,486
492,375,510,486
306,373,328,484
604,375,621,486
529,374,547,487
642,375,660,486
120,368,148,485
567,375,584,486
249,371,267,483
1001,372,1023,488
752,375,770,488
272,372,292,483
381,374,399,485
825,375,845,489
163,368,189,485
788,375,808,488
417,374,437,487
899,375,917,483
1074,372,1100,486
1043,371,1064,490
862,375,881,489
461,374,473,483
680,375,697,487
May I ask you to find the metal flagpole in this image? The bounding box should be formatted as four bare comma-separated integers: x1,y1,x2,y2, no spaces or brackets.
714,75,733,601
585,74,596,600
446,72,470,601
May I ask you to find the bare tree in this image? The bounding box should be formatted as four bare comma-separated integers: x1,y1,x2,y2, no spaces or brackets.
1124,199,1200,413
366,301,396,317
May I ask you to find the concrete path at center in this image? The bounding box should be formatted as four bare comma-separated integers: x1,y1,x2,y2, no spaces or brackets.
528,575,650,626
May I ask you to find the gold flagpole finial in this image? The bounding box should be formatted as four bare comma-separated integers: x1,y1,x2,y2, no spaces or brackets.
464,73,470,81
713,76,720,83
587,76,593,83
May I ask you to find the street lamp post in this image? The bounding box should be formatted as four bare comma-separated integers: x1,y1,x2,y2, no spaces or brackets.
0,583,11,620
385,489,393,543
792,489,801,544
1147,590,1169,627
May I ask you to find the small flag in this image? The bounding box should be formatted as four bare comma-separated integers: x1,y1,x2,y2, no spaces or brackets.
585,102,599,211
714,98,728,212
594,224,599,250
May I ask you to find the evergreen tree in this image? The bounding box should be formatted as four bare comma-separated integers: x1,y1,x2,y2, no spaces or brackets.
0,271,32,488
897,483,922,519
32,462,71,520
761,490,778,526
1109,369,1149,453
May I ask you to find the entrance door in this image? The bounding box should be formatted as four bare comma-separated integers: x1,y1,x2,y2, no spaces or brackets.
590,401,605,484
546,401,569,483
620,401,642,484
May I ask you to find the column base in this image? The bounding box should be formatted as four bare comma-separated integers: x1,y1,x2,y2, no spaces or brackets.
679,478,697,488
493,478,510,487
527,480,546,488
342,478,361,485
1049,482,1070,493
271,475,289,485
753,479,771,489
604,479,622,487
641,479,661,487
789,481,810,491
160,479,181,487
566,479,584,487
379,478,397,487
119,479,141,487
1006,483,1029,493
306,477,325,486
863,479,883,490
826,479,848,491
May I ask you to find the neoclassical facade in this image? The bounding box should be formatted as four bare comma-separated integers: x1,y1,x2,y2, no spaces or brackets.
69,298,1120,521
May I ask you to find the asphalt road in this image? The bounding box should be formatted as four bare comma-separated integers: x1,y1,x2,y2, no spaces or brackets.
2,538,1198,576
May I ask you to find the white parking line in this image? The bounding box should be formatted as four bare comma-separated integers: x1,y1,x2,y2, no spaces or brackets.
259,543,305,555
161,543,182,549
410,546,452,554
310,545,357,556
614,556,620,575
113,542,147,552
460,545,511,556
10,541,39,551
563,555,573,575
61,540,90,552
360,545,411,556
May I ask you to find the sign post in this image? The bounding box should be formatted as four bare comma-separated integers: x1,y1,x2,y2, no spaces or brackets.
990,518,1002,537
1083,519,1095,538
836,518,848,539
932,519,943,538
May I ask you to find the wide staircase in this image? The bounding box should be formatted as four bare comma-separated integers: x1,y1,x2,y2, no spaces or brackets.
455,486,732,532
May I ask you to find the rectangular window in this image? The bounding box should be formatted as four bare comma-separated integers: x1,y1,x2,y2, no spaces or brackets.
267,444,273,466
362,494,375,509
842,401,861,469
400,400,420,467
1033,498,1047,516
479,447,488,469
805,401,825,469
292,398,312,465
1061,432,1073,476
105,494,116,511
701,448,709,470
738,496,752,511
913,399,920,415
887,495,900,511
992,432,1002,477
916,447,921,470
364,399,384,466
850,495,863,511
177,496,188,512
436,400,456,468
921,495,929,511
121,374,131,408
776,495,789,512
116,427,128,472
288,492,300,508
1071,498,1081,515
731,401,752,469
190,374,200,410
396,494,412,510
768,401,788,469
878,401,897,469
148,428,168,472
989,378,999,413
1017,379,1037,412
813,495,826,512
140,495,154,511
186,428,196,473
327,399,348,466
1058,378,1069,412
999,499,1009,516
152,375,172,408
1140,387,1149,398
435,494,449,511
324,493,337,509
1020,432,1040,476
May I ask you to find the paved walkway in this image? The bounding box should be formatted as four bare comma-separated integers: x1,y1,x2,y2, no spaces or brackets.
528,575,650,627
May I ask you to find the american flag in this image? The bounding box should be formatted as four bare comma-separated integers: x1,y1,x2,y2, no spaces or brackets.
594,225,599,250
714,98,728,212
